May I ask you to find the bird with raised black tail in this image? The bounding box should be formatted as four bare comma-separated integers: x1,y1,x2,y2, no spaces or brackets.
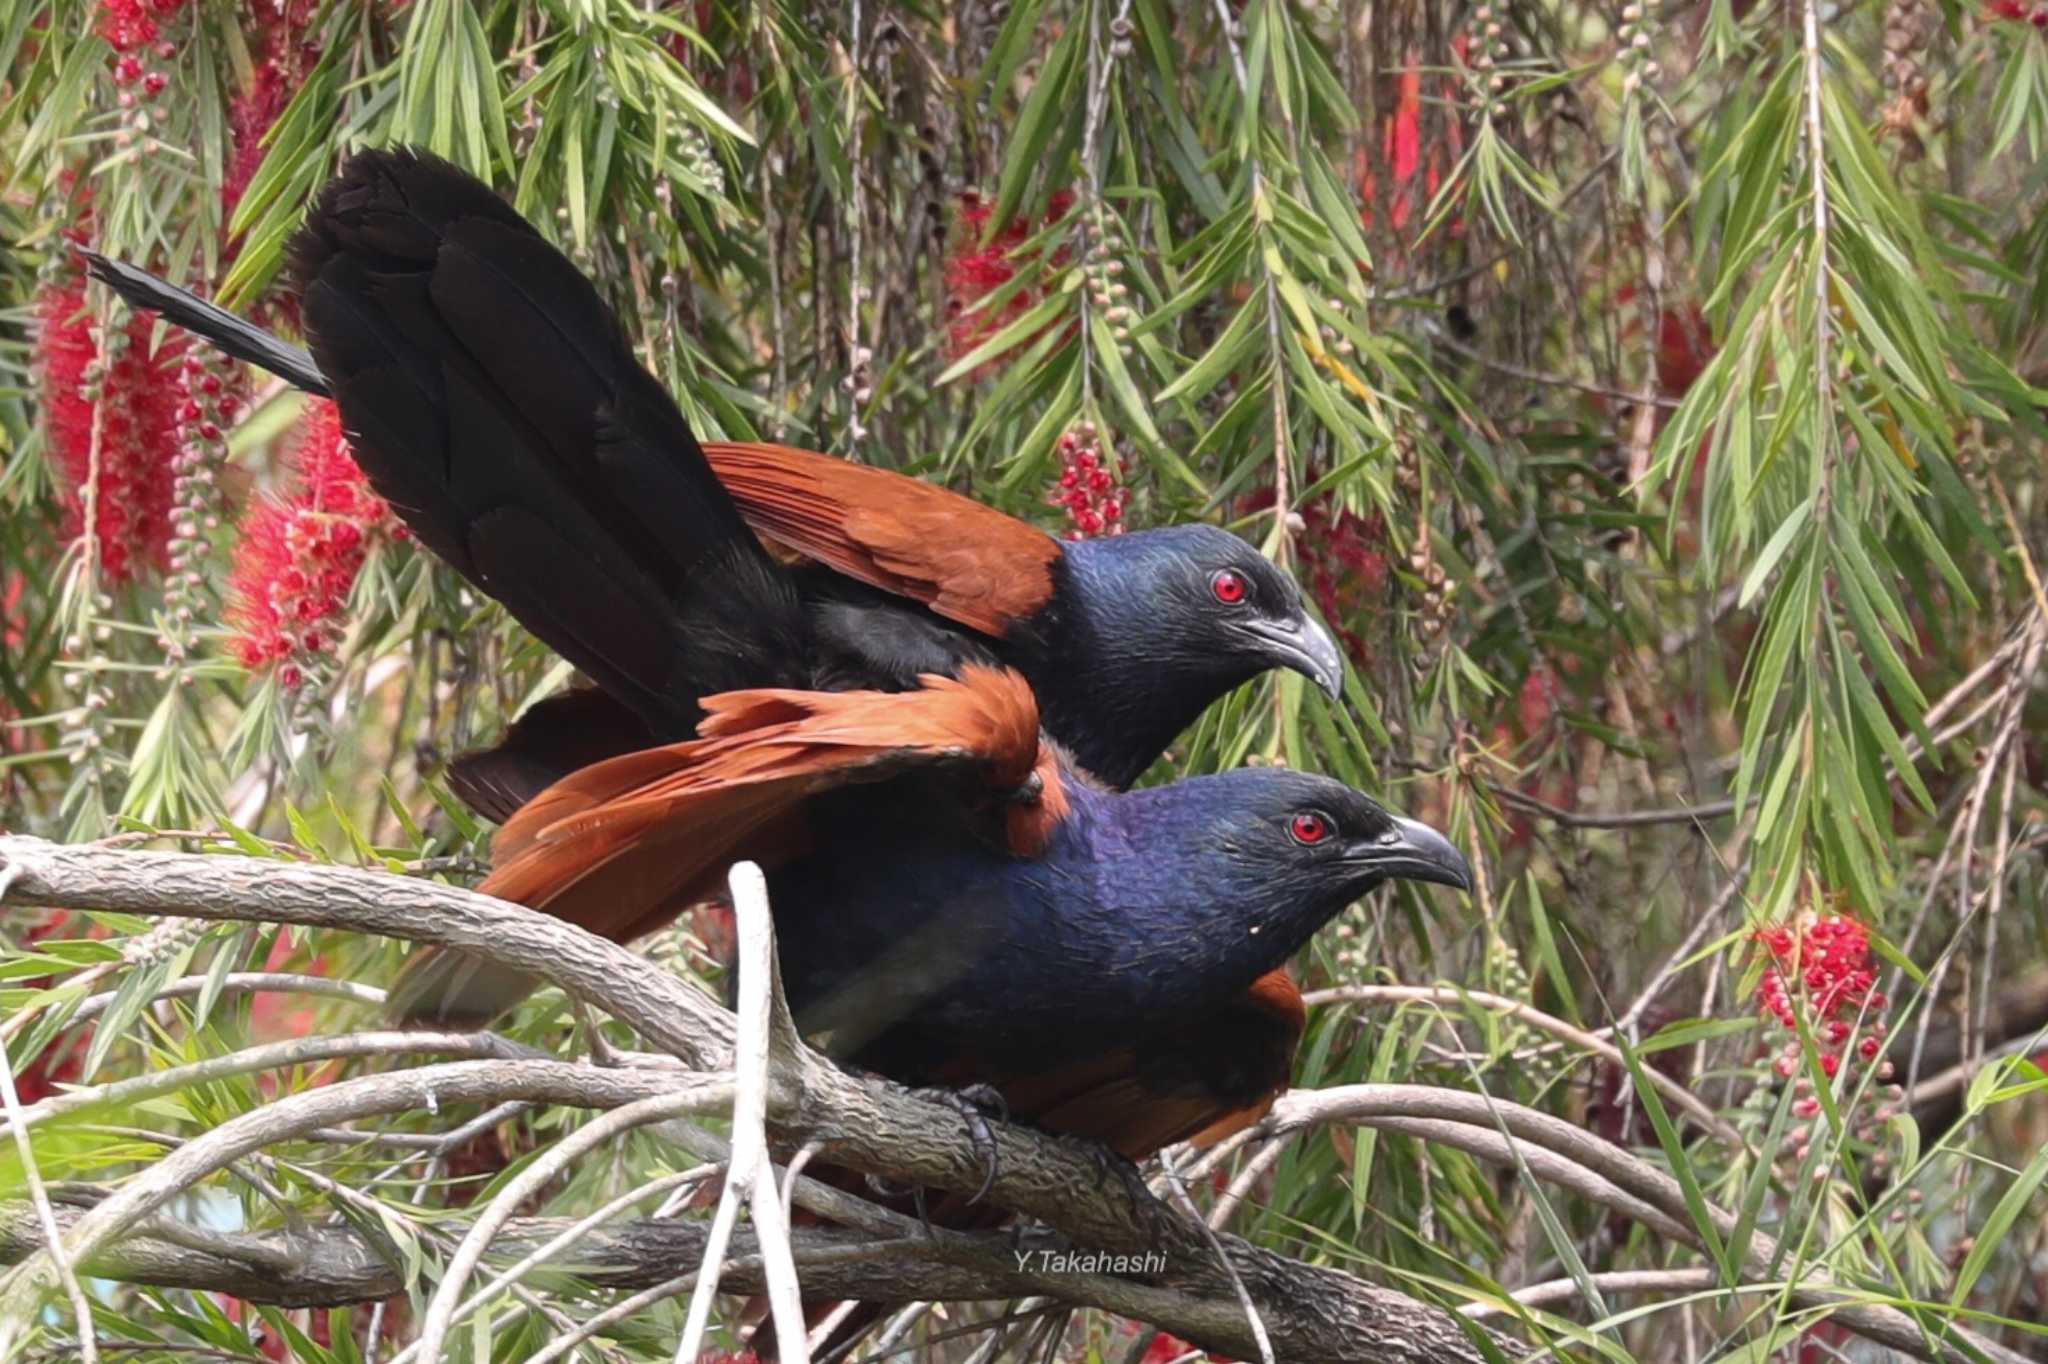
80,148,1346,800
112,149,1467,1355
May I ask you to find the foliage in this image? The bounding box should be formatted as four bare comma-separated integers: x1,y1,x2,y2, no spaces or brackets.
3,0,2048,1359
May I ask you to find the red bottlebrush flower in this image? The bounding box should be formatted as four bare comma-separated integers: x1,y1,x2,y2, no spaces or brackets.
1987,0,2027,18
226,399,400,683
1047,423,1127,539
1754,907,1891,1080
97,0,163,52
944,188,1076,372
1358,47,1466,241
37,272,185,584
1384,64,1423,230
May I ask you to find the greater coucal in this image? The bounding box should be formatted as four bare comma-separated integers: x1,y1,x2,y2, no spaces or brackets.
80,150,1345,794
89,151,1469,1352
444,662,1469,1145
445,661,1466,1357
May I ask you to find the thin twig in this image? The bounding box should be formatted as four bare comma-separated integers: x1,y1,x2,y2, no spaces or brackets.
1459,1267,1717,1318
1157,1149,1274,1364
1432,330,1681,409
673,861,807,1364
0,1030,529,1141
383,1166,719,1364
0,1012,97,1364
415,1088,736,1363
1302,983,1743,1146
1483,784,1735,829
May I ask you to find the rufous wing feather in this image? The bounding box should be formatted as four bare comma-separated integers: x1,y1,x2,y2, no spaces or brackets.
389,666,1050,1024
703,440,1064,638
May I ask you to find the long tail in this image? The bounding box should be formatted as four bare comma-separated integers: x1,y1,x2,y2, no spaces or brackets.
288,147,809,733
82,217,716,802
77,250,331,396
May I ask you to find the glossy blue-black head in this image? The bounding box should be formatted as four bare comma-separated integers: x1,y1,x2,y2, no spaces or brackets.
1066,525,1345,698
1174,766,1471,895
1037,526,1346,787
1093,766,1471,1002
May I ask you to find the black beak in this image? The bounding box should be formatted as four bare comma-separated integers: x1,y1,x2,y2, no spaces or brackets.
1241,614,1346,700
1350,816,1473,891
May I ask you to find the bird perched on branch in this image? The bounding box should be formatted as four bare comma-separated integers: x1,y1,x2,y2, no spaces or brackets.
82,137,1460,1163
80,150,1345,796
457,660,1465,1359
463,660,1469,1157
91,149,1469,1354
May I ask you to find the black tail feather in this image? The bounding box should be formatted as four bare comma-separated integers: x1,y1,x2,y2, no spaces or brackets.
288,148,809,733
77,249,331,396
444,687,656,824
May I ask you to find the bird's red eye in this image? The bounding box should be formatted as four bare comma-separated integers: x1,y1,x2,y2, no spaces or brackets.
1211,569,1249,604
1290,812,1331,845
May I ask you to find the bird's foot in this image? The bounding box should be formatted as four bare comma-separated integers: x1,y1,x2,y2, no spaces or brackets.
911,1082,1008,1206
1080,1141,1168,1245
860,1172,936,1238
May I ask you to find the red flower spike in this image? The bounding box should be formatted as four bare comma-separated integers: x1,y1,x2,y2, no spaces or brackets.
944,187,1078,373
37,271,184,583
1753,905,1890,1078
224,55,290,222
226,400,397,681
1046,425,1128,539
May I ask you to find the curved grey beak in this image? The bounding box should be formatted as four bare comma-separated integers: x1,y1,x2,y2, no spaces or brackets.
1352,816,1473,891
1241,615,1347,700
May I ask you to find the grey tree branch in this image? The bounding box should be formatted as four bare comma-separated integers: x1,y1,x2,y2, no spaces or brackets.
0,834,1511,1364
1260,1087,2030,1364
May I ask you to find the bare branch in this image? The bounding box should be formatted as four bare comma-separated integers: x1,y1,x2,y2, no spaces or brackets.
1262,1086,2031,1364
0,835,1515,1364
1300,984,1743,1146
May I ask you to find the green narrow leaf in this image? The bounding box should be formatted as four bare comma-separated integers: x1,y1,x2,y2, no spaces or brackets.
1951,1134,2048,1305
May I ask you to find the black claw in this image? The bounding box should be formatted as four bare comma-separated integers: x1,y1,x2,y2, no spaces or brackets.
1081,1141,1167,1244
954,1082,1011,1124
913,1084,1006,1206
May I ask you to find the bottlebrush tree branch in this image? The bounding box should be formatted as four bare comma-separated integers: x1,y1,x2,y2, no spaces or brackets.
1258,1087,2031,1364
0,835,1511,1364
0,836,2027,1364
